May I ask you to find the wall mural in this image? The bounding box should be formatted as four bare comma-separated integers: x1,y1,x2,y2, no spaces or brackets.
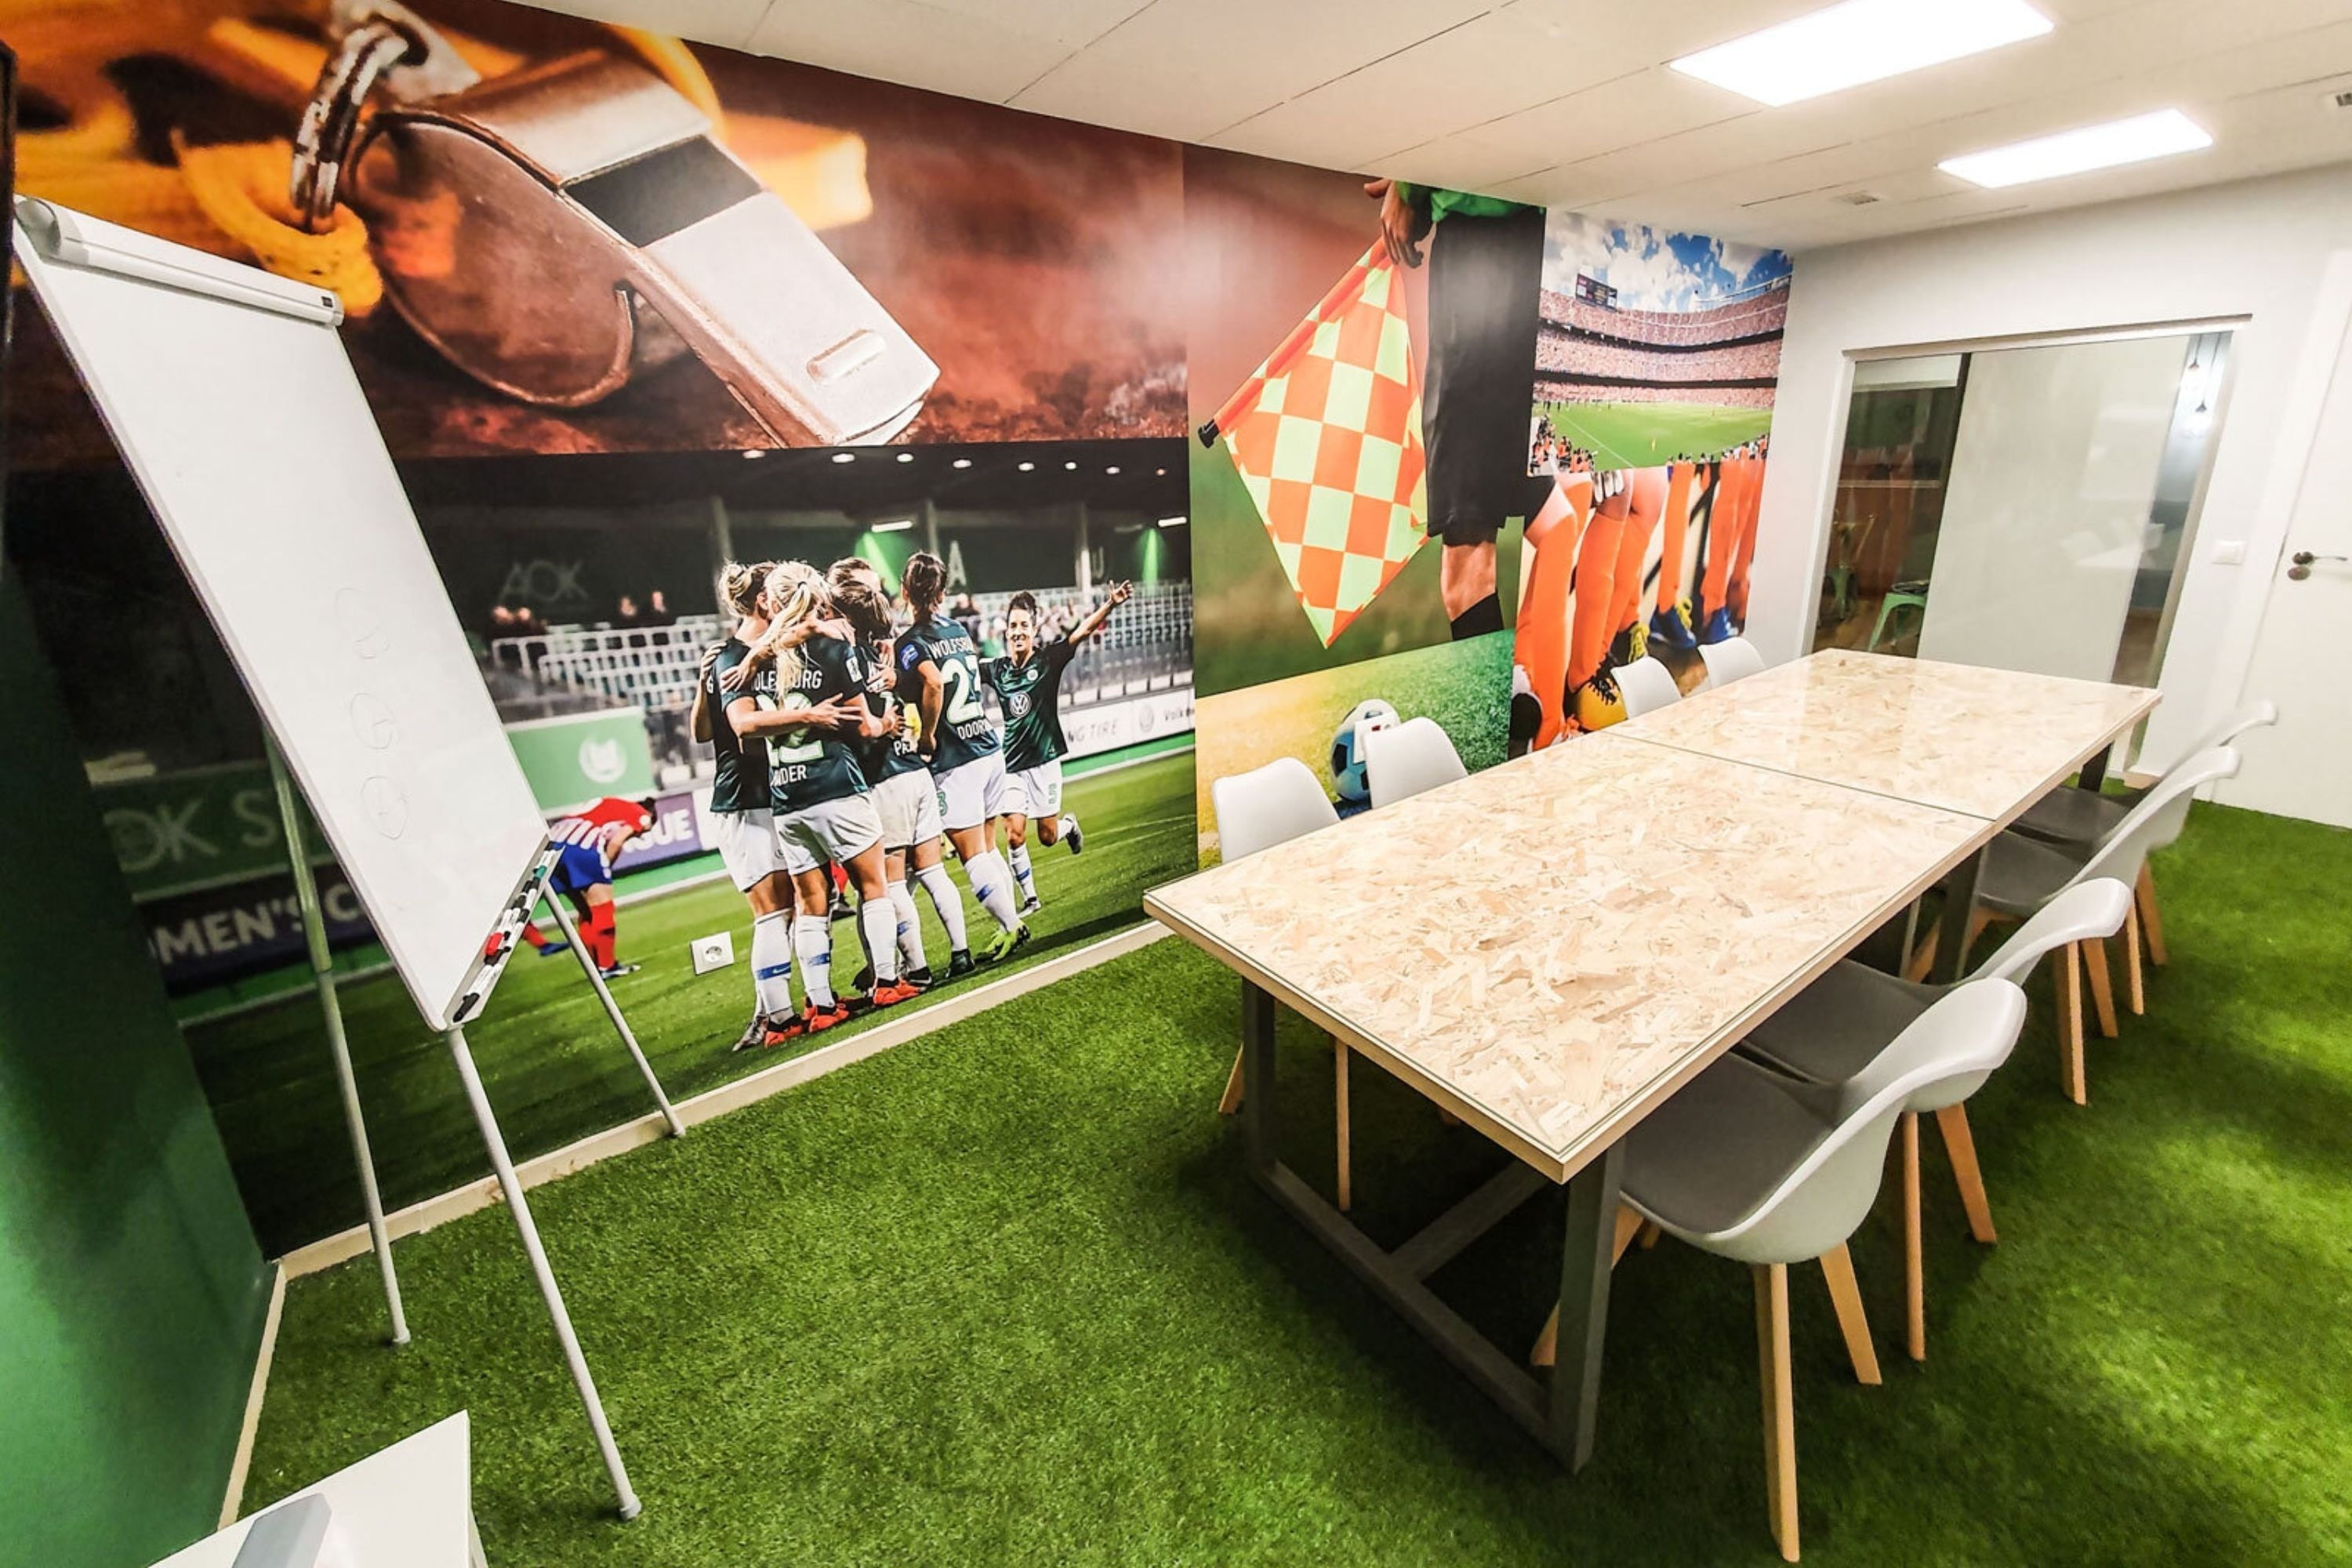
1515,213,1794,748
3,0,1792,1247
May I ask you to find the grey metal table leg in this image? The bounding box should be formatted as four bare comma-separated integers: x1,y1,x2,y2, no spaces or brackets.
1932,846,1985,985
1549,1141,1624,1471
1241,980,1278,1174
2077,742,2114,793
1230,978,1617,1469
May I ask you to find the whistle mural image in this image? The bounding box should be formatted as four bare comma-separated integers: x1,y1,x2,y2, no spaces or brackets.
5,0,1188,462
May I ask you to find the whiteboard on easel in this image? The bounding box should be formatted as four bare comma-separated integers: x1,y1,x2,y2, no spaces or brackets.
15,199,546,1031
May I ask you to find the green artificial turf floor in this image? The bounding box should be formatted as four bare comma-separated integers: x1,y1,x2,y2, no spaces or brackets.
244,800,2352,1565
187,752,1197,1254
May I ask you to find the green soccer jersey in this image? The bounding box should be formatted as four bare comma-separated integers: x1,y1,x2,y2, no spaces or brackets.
751,635,871,812
706,639,769,814
862,633,927,782
982,638,1078,773
894,617,1001,773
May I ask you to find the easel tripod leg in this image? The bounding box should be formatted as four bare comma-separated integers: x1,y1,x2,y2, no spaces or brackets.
267,737,407,1345
445,1024,642,1520
540,892,684,1138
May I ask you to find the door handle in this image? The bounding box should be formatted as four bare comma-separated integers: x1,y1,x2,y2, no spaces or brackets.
2288,550,2348,580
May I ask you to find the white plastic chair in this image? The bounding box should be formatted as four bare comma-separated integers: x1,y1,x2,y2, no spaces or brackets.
1365,716,1467,807
2010,699,2272,963
1741,881,2130,1358
1931,746,2241,1068
1620,980,2029,1562
1697,635,1766,689
1206,758,1356,1206
1615,655,1681,719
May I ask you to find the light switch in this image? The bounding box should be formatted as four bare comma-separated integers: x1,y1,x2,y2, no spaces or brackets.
2209,539,2246,565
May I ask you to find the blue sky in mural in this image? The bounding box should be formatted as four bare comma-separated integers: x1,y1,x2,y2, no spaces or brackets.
1541,211,1793,311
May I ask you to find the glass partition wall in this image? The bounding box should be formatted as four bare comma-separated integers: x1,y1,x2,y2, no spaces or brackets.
1816,329,2231,695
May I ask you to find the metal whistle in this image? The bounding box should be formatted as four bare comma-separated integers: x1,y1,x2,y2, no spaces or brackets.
347,50,938,446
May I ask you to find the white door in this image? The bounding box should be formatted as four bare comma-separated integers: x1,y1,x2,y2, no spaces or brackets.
2223,312,2352,828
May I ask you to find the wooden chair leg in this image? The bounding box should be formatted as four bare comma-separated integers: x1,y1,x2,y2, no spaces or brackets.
1217,1047,1245,1115
1755,1262,1799,1562
2081,935,2120,1039
1819,1243,1882,1385
1638,1219,1663,1250
2057,942,2087,1106
1334,1039,1352,1213
1935,1103,1997,1244
2136,864,2168,966
1903,916,1941,983
1534,1206,1644,1367
1958,906,1994,975
2122,903,2145,1016
1902,1111,1925,1363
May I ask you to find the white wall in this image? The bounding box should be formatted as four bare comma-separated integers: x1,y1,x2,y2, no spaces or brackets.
1750,163,2352,771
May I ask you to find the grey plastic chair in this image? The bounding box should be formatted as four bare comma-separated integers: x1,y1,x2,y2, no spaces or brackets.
1366,715,1468,808
1206,758,1354,1205
1618,980,2029,1562
1616,655,1682,719
2010,699,2273,965
1697,635,1766,689
1742,882,2131,1359
1936,746,2241,1065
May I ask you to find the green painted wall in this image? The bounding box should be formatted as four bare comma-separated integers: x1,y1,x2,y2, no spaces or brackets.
0,577,272,1567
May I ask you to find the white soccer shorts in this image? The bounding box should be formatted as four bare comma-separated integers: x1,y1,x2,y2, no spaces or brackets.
934,752,1008,833
775,793,885,874
1004,759,1065,821
873,767,944,851
711,807,789,892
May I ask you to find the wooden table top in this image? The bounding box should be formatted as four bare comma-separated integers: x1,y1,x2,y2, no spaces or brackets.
1613,649,2160,825
1147,733,1986,1181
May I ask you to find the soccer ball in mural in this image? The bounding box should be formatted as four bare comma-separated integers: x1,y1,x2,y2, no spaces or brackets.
1329,699,1400,804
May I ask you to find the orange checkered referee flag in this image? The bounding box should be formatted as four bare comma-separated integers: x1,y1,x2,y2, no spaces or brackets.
1199,244,1429,647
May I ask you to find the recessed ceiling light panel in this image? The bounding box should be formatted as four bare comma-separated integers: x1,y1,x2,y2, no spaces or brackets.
1671,0,2053,107
1939,109,2212,188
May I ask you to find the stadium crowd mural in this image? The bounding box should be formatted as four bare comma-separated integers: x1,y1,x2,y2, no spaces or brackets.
4,0,1792,1228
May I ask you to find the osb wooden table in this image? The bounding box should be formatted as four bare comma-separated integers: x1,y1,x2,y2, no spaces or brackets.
1147,734,1986,1468
1616,649,2161,829
1144,654,2158,1470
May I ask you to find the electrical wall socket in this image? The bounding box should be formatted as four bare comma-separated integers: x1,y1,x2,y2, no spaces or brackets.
2209,539,2247,565
691,931,737,975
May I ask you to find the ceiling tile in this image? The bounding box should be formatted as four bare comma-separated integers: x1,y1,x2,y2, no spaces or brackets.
744,0,1074,103
1009,0,1492,145
517,0,774,49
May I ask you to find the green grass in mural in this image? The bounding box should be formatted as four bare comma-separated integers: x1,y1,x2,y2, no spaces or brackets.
183,751,1196,1255
245,800,2352,1565
1192,437,1524,698
1192,632,1513,859
1538,400,1775,471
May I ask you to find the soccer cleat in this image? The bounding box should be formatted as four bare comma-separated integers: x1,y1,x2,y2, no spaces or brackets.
1019,895,1043,916
1700,605,1739,646
1607,621,1647,669
869,977,923,1007
852,964,876,995
597,962,642,980
1062,816,1083,855
1649,602,1699,653
730,1013,769,1053
905,966,937,990
534,938,572,959
801,1000,853,1033
1573,669,1627,731
980,922,1031,964
946,949,977,978
760,1014,808,1048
